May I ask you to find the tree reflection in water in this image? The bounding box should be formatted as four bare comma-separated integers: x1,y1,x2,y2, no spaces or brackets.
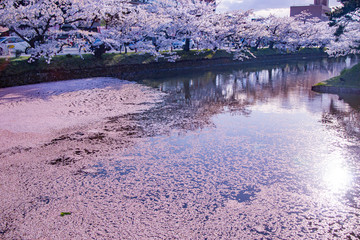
138,56,360,138
322,96,360,140
105,56,360,239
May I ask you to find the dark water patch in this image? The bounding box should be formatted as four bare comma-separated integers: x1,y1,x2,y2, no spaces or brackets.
0,146,32,158
220,185,261,203
76,163,108,177
46,133,83,146
114,165,136,176
49,156,75,166
87,132,106,141
35,196,51,205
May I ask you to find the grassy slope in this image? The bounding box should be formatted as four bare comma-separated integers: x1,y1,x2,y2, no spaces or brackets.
315,63,360,88
0,48,324,77
0,50,230,76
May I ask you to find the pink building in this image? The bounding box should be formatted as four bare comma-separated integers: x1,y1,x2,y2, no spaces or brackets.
290,0,331,21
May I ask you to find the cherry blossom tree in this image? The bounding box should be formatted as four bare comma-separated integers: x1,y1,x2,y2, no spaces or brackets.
327,8,360,56
97,0,153,53
243,18,268,50
208,10,258,59
262,15,294,51
252,12,333,53
0,0,101,62
100,0,231,61
150,0,216,52
288,12,334,51
0,0,344,63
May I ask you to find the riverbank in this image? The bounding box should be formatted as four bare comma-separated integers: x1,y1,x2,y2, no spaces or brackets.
312,62,360,94
0,48,327,88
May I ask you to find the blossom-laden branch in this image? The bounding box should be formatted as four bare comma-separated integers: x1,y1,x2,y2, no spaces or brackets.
0,0,355,63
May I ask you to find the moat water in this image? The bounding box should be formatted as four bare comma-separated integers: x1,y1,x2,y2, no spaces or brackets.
1,56,359,239
116,56,360,238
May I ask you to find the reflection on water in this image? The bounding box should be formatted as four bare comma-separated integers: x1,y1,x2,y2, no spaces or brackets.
91,57,360,238
322,156,352,194
141,56,360,140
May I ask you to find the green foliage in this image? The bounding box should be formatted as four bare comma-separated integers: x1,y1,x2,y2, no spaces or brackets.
330,0,360,19
319,63,360,88
298,48,325,54
251,48,282,56
314,81,326,86
60,212,71,217
251,48,324,56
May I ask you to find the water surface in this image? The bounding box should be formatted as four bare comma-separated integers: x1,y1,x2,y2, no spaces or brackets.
101,57,360,238
1,57,360,239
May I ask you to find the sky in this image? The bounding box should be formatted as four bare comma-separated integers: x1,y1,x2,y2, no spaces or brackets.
217,0,342,17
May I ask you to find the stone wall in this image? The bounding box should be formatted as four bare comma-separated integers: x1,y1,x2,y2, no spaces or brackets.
311,85,360,94
0,52,328,88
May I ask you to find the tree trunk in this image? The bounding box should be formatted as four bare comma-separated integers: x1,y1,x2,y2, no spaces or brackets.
183,38,190,52
269,41,274,49
183,80,191,103
254,39,261,50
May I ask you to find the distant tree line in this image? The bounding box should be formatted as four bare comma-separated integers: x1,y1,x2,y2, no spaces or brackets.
0,0,358,62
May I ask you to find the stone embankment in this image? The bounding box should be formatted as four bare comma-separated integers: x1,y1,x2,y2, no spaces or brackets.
311,85,360,94
0,51,327,88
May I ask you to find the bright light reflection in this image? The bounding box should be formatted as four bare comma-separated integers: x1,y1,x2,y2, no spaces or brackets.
322,156,352,194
